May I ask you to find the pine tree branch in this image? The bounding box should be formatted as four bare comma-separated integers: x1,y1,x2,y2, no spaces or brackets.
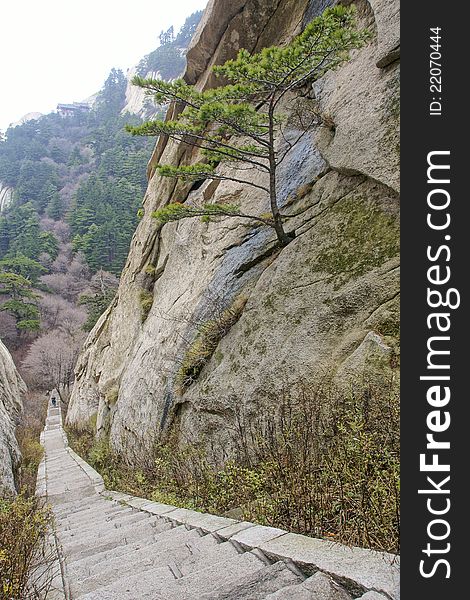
130,122,270,168
275,113,319,167
161,167,270,194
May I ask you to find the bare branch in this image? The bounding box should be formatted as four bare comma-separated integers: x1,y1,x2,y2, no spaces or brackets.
275,113,319,167
150,128,270,172
167,168,270,194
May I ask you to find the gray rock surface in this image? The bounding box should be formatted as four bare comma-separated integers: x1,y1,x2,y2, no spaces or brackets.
39,404,399,599
0,182,13,213
357,592,390,600
67,0,400,466
0,337,25,494
369,0,400,67
257,532,399,599
122,67,162,120
265,572,353,599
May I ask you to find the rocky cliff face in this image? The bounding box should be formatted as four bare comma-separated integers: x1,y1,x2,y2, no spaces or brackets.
0,339,25,494
122,67,162,121
67,0,400,462
0,182,13,213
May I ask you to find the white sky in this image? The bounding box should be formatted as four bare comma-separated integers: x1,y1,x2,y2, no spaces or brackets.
0,0,208,132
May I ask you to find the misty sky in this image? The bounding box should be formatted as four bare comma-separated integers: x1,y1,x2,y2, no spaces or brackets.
0,0,208,132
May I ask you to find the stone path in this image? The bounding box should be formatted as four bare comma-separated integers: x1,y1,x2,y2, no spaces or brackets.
38,404,399,599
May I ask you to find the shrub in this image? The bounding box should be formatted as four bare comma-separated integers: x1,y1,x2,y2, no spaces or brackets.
67,376,399,553
176,295,247,392
105,389,119,406
65,414,97,459
0,495,56,600
139,290,154,322
15,392,47,497
144,264,156,276
238,380,400,552
1,392,56,599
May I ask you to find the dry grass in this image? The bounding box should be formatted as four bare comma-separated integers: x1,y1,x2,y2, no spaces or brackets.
15,392,48,496
0,495,56,600
0,392,56,600
0,392,56,599
67,375,399,554
175,295,247,393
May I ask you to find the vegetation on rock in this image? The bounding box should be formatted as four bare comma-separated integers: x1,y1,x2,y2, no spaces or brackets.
128,5,370,247
0,495,55,600
139,289,155,323
136,11,203,79
175,295,247,392
67,376,399,554
78,269,118,331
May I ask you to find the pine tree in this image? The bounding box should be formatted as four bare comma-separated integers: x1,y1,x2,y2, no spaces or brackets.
174,11,203,47
46,187,63,220
96,68,128,120
0,271,40,332
0,254,46,284
0,217,10,256
39,231,59,260
128,5,370,247
159,26,175,46
78,269,118,331
8,203,42,258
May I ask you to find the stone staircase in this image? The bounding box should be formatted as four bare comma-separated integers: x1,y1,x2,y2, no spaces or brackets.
37,404,399,599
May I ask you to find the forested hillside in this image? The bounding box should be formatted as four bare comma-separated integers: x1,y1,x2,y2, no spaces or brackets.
0,72,150,278
0,10,202,379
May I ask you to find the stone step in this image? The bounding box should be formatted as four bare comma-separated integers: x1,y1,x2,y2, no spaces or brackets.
68,524,199,581
47,462,80,472
59,507,154,535
56,496,119,512
53,496,116,518
47,467,90,480
28,534,64,600
263,571,352,600
64,521,176,570
76,550,267,600
72,532,241,596
58,515,161,547
178,532,241,577
47,484,96,505
57,504,134,529
72,561,175,597
60,508,151,538
59,517,163,557
198,560,304,599
48,482,93,495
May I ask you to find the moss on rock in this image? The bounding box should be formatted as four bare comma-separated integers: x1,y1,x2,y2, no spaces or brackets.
316,195,399,288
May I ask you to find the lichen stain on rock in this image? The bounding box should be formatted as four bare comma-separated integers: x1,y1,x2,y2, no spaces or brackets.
315,193,399,288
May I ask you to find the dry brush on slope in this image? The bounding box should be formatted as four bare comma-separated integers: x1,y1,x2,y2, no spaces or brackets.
67,375,399,554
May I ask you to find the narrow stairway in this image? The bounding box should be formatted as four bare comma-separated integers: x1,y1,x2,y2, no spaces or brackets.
39,403,399,600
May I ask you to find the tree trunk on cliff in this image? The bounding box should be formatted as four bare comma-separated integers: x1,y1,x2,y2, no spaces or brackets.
127,5,370,248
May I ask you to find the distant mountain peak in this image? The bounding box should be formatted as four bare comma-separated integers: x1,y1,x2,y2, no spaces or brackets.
10,111,43,128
